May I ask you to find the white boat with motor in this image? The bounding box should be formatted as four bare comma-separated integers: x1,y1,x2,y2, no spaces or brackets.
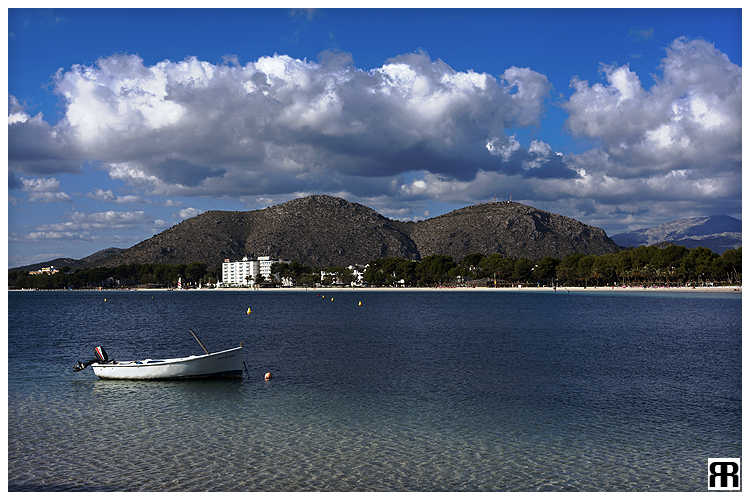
73,329,245,380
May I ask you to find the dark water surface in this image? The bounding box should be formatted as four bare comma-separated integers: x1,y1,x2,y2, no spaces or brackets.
7,289,741,491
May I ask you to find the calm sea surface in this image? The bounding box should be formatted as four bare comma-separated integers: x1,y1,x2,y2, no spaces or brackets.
7,289,741,491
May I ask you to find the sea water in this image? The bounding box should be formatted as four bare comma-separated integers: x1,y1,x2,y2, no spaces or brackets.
7,289,741,491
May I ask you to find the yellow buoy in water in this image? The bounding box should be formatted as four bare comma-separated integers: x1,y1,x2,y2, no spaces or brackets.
358,301,362,306
331,297,334,301
247,308,252,314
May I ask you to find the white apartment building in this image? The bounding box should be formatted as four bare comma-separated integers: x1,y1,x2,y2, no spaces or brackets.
222,256,259,286
258,256,282,279
221,255,291,286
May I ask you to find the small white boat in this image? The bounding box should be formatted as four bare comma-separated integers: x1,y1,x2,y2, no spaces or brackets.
90,346,244,380
74,330,245,380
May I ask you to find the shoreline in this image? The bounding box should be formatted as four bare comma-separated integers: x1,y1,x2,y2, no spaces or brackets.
10,285,742,294
214,285,743,293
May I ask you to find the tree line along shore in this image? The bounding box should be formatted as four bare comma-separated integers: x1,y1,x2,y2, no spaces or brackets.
8,244,741,291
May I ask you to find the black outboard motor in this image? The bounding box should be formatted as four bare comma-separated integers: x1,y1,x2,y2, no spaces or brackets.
73,346,109,372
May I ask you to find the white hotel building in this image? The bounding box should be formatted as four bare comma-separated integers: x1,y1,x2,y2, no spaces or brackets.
221,256,290,286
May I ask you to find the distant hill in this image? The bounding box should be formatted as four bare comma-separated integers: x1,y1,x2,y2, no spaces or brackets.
87,195,420,270
611,215,741,254
9,248,122,273
12,195,623,271
395,201,621,263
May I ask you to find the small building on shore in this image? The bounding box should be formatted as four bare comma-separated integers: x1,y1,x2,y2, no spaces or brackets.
29,266,59,276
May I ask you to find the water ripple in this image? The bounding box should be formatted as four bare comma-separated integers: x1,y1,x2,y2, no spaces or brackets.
8,290,741,491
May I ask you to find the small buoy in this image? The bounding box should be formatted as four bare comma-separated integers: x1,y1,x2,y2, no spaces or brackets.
358,301,362,306
265,372,272,380
247,308,252,314
104,298,107,302
331,297,334,301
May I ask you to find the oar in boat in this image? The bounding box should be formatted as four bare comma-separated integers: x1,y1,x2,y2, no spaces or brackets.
189,328,210,355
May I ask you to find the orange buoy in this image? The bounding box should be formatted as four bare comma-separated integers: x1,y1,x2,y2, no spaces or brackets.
265,372,272,380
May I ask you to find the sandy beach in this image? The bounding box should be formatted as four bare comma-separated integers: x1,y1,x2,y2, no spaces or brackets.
199,285,742,294
15,285,741,294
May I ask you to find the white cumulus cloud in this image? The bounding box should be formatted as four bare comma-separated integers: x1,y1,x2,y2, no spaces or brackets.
563,37,740,177
9,50,555,198
87,188,147,205
7,37,741,234
178,207,204,219
19,176,72,203
554,36,741,228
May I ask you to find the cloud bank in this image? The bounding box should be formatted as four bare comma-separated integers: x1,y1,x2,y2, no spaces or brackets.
9,37,741,236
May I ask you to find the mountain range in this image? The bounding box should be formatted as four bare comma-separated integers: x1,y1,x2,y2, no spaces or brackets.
611,215,741,254
90,195,623,269
11,196,740,273
12,195,621,272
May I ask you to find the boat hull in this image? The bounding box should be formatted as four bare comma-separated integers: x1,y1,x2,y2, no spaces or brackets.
92,346,243,380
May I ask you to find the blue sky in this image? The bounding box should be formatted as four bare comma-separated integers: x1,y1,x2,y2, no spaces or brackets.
6,7,743,268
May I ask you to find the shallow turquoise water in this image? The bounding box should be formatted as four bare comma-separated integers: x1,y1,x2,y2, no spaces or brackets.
7,289,741,491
